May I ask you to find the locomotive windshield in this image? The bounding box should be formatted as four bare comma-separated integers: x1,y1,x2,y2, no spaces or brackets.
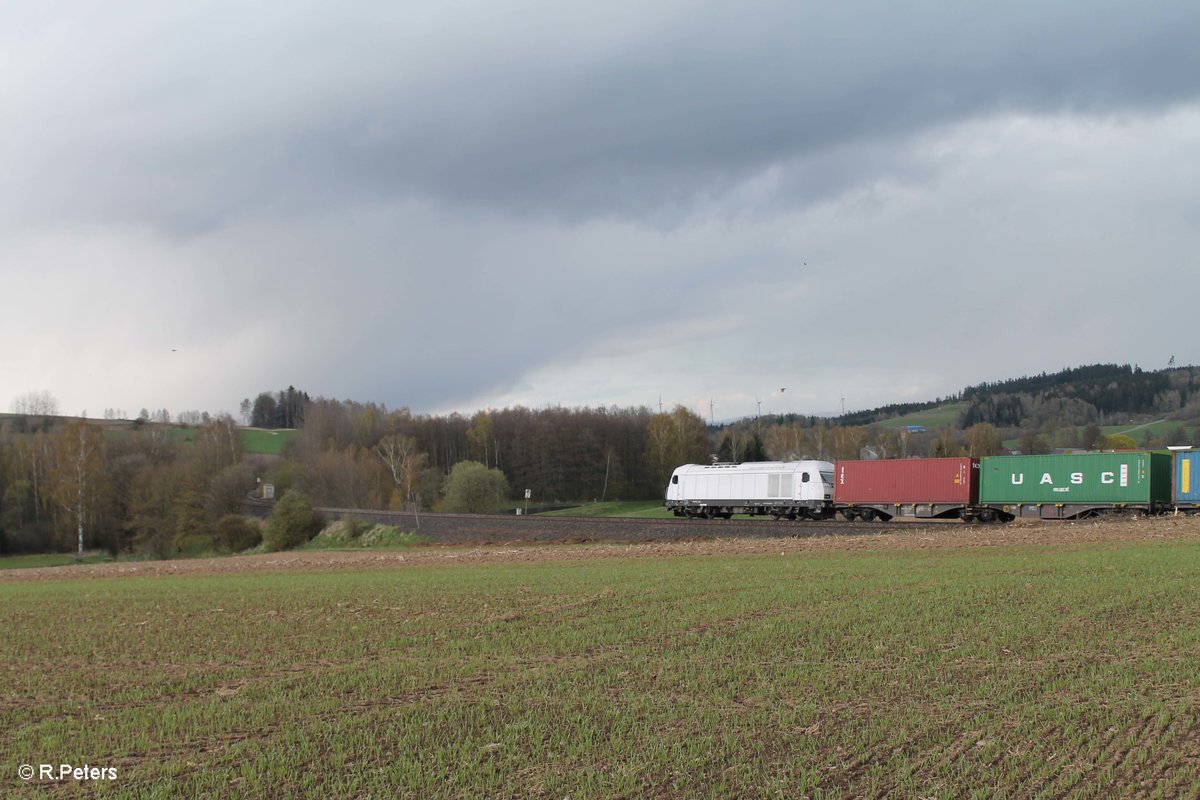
820,471,834,485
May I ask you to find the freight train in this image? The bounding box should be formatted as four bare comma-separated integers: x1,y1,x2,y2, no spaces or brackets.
664,449,1200,522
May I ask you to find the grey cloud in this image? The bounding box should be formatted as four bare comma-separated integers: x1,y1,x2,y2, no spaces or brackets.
3,2,1198,419
5,1,1199,235
302,0,1200,218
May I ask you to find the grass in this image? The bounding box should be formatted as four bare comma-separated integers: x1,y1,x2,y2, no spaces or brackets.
153,426,298,455
240,428,299,456
542,500,675,518
1003,419,1191,451
874,402,967,430
0,552,115,570
1104,419,1186,444
4,537,1200,797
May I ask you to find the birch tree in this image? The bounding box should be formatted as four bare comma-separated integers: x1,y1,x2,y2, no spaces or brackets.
373,433,428,509
50,420,107,559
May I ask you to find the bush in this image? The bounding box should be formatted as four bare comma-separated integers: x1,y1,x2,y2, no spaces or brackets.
343,516,368,539
214,515,262,553
439,460,510,513
1101,433,1138,451
263,490,321,552
309,521,427,549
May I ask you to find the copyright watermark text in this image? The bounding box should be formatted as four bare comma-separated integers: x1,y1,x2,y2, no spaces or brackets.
19,764,117,782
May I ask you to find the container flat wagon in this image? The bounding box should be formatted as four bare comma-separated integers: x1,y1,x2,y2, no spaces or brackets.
834,457,981,521
979,452,1172,520
665,460,835,519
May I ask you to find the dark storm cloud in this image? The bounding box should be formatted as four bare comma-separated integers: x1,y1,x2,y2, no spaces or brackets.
351,0,1200,220
5,0,1199,235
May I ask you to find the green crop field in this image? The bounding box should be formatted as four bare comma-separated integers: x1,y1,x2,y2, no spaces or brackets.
5,524,1200,798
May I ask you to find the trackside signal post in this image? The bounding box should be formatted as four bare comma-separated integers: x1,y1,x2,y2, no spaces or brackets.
524,488,531,516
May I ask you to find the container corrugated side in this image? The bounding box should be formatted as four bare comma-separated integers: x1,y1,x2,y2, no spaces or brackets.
834,458,978,504
1175,451,1200,504
979,452,1171,505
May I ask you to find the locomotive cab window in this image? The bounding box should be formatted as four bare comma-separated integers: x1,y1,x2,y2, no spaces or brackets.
672,475,679,484
801,473,810,483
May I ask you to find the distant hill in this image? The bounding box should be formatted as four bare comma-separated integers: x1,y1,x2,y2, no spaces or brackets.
832,363,1199,432
716,364,1200,440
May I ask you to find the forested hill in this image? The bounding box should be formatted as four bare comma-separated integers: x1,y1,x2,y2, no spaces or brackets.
840,363,1198,429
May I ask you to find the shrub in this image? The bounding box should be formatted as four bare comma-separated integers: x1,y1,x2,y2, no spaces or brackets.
439,460,510,513
1101,433,1138,451
214,515,262,553
309,522,427,549
263,490,321,552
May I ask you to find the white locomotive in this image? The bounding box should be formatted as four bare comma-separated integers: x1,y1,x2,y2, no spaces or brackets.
664,460,836,519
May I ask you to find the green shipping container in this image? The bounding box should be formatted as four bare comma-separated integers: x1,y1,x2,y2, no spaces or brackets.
979,452,1172,507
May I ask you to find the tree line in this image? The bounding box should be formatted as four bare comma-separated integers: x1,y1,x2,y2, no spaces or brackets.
0,414,247,556
5,364,1200,557
272,400,710,510
0,400,714,556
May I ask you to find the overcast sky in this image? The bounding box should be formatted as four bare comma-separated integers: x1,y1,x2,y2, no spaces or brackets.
3,1,1198,423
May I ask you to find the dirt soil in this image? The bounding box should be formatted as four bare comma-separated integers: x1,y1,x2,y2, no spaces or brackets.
5,515,1200,582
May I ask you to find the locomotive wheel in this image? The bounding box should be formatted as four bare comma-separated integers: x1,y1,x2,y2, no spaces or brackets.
860,509,877,522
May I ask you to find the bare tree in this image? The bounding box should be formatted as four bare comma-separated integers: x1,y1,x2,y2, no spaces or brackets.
763,423,809,461
11,390,59,416
373,433,428,510
51,420,107,559
963,423,1003,457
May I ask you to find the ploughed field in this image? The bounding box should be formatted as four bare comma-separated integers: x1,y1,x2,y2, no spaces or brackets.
5,517,1200,798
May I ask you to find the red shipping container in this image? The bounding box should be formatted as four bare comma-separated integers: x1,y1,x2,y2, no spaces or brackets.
834,457,979,505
